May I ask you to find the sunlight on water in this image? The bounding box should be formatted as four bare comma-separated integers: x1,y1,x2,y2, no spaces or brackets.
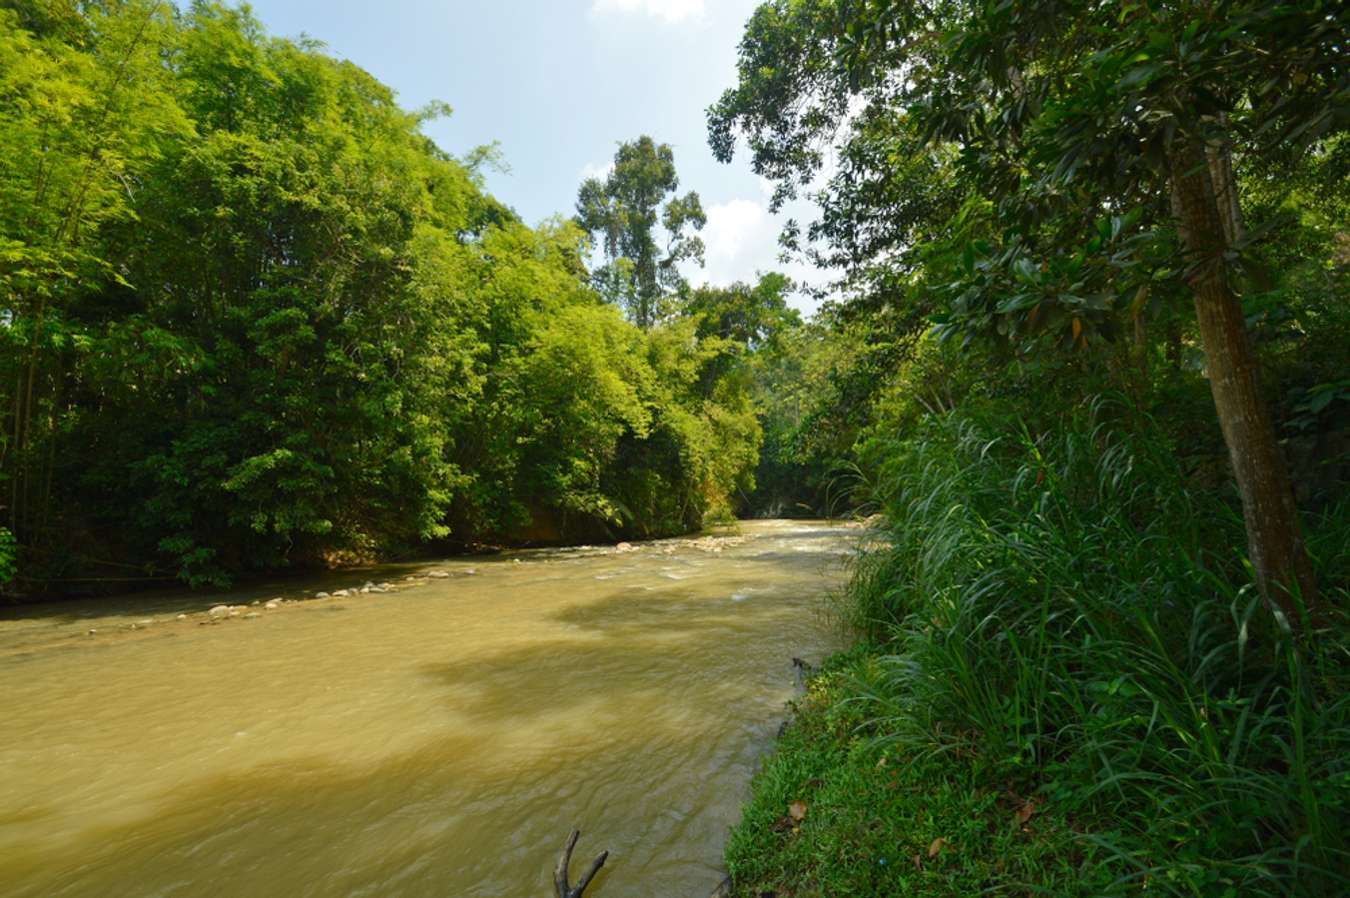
0,521,854,898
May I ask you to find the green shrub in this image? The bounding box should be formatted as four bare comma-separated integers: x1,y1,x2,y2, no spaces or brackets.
838,399,1350,895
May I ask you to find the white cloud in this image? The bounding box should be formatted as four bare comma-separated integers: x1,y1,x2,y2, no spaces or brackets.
578,160,613,182
692,197,834,314
589,0,706,25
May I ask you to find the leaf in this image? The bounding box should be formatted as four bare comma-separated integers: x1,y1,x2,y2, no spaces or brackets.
927,837,946,858
1071,318,1082,341
1017,798,1037,825
788,799,807,822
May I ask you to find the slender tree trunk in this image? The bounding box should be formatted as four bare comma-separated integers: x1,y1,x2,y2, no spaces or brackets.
1168,139,1318,625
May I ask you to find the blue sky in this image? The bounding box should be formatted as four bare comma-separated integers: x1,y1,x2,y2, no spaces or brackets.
241,0,830,312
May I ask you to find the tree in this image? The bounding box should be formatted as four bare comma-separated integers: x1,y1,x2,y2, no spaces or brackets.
575,136,706,329
709,0,1349,624
0,0,187,549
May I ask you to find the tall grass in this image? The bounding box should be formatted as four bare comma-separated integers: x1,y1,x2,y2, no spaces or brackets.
846,397,1350,896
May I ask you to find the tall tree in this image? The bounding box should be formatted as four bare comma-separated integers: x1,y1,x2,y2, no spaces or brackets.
575,136,706,329
709,0,1349,624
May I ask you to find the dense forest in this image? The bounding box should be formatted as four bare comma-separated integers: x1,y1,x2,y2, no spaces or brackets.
0,1,823,590
707,2,1350,896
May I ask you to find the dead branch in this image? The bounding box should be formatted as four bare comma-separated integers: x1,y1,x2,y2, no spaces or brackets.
554,829,608,898
552,829,732,897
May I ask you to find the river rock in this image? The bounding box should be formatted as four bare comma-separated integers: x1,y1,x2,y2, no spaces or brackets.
264,601,279,610
333,589,350,597
315,591,330,598
428,570,449,578
176,613,188,620
208,604,230,619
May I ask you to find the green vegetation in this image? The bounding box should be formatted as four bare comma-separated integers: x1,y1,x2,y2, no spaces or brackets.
0,1,793,590
713,2,1350,895
2,0,1347,891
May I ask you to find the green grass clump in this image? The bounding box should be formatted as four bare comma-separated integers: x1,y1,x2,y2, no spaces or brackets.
729,398,1350,896
726,650,1109,897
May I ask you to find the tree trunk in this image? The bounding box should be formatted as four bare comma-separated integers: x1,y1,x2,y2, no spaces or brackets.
1168,139,1318,625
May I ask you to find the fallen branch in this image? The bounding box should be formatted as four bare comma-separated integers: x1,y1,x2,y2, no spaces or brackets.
554,830,608,898
552,829,733,897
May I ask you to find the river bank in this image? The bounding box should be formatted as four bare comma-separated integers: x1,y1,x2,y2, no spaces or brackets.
718,649,1087,897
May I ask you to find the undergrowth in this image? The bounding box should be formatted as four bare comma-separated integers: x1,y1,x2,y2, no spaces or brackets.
728,398,1350,897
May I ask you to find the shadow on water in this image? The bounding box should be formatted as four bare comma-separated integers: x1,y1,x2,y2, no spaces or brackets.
0,522,855,898
418,585,807,729
2,625,785,898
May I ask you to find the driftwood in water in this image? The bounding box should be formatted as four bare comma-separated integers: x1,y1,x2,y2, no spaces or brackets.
554,830,608,898
553,830,732,898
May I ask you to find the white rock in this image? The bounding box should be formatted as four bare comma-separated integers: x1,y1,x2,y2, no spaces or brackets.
264,601,279,610
176,613,188,620
428,570,449,579
315,591,330,599
333,589,350,597
243,611,261,619
208,605,230,619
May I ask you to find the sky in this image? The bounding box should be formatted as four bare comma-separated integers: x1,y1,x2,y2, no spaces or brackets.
239,0,830,314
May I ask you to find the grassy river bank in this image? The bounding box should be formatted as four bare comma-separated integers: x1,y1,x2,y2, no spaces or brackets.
718,413,1350,898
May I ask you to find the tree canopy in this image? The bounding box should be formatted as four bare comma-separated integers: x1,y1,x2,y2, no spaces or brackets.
575,135,707,329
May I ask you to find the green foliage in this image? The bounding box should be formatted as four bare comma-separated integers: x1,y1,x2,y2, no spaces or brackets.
0,3,765,588
820,405,1350,896
575,135,706,328
0,526,15,584
725,650,1101,896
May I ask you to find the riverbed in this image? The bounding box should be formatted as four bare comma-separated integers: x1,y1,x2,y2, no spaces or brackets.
0,520,854,898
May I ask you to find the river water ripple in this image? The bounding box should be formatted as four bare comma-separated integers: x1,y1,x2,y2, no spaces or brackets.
0,520,854,898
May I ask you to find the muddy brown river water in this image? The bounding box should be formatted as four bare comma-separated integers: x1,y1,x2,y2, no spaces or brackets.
0,520,854,898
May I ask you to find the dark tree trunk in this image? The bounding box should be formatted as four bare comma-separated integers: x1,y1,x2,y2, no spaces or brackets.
1168,140,1318,625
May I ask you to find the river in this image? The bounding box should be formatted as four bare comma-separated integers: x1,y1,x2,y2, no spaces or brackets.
0,520,854,898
